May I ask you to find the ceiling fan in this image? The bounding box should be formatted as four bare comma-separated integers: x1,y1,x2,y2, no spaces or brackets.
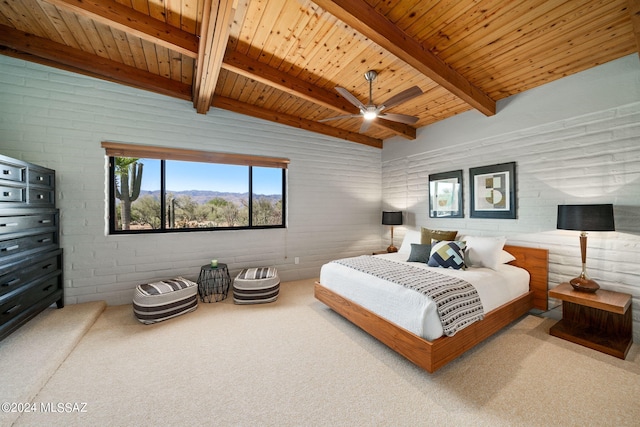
319,70,423,133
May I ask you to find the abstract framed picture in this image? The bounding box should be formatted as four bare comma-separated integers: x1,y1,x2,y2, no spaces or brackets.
429,170,463,218
469,162,516,219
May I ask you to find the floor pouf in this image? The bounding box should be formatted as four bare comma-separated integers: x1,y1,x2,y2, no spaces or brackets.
233,267,280,304
133,277,198,324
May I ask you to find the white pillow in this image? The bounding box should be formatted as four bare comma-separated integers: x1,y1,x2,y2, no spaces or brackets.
398,229,421,254
465,236,507,270
498,250,516,264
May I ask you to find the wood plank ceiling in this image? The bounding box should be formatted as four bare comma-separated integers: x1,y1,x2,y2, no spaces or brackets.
1,0,638,149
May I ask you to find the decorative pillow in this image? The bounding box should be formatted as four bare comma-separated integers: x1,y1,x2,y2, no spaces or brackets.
407,243,432,263
421,227,457,245
427,240,467,269
465,236,507,270
398,229,422,254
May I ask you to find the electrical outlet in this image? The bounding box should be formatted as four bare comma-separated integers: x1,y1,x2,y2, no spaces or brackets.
294,257,299,264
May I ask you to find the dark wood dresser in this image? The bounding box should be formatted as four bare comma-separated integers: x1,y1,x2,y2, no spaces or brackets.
0,154,63,341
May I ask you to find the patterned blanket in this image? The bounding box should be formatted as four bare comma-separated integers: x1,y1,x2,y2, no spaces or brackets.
332,256,484,336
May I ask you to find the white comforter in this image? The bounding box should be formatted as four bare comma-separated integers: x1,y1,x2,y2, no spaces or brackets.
319,252,530,341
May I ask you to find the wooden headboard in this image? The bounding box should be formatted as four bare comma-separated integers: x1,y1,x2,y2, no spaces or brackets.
504,245,549,311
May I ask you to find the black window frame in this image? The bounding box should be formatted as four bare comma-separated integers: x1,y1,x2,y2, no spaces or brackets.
104,143,288,235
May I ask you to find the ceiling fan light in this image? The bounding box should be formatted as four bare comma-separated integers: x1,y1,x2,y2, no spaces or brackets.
363,110,377,120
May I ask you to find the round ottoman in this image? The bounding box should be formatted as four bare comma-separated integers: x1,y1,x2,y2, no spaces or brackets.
133,277,198,324
233,267,280,304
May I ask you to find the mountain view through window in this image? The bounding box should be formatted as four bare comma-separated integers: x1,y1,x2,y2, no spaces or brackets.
110,157,285,233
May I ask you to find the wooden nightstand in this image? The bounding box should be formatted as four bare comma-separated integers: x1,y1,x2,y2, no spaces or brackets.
548,282,632,359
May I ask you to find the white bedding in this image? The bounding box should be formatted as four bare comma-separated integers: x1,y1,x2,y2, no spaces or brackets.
319,251,530,341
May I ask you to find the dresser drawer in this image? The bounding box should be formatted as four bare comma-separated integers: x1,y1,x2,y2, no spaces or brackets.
0,154,61,342
0,212,57,235
0,275,61,324
0,253,62,299
28,188,55,206
0,231,57,260
28,167,55,189
0,160,26,184
0,185,26,203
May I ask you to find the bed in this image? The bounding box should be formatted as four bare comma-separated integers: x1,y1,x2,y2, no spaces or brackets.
315,231,549,373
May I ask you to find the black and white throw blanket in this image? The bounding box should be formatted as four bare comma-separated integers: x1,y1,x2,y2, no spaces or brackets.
332,256,484,336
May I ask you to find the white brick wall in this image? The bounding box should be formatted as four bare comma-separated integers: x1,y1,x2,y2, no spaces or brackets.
0,55,383,305
2,53,639,342
382,55,640,341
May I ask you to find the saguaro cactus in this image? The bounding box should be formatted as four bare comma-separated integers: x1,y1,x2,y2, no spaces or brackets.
115,157,143,230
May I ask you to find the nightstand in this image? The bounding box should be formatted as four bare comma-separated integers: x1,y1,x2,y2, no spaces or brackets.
548,282,632,359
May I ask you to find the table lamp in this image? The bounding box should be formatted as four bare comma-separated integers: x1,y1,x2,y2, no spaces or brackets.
382,211,403,253
557,204,615,293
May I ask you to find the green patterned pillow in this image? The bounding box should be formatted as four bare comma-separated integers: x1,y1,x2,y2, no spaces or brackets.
427,240,467,269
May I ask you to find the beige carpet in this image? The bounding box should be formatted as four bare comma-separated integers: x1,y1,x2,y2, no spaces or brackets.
0,300,106,426
4,279,640,426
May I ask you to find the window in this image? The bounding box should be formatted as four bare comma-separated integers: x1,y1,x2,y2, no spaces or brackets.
103,142,287,234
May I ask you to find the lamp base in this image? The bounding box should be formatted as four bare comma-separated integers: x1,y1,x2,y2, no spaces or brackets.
386,245,398,253
569,277,600,293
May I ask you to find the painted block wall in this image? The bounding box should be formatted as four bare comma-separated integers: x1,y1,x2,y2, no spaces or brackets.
382,55,640,342
0,55,383,305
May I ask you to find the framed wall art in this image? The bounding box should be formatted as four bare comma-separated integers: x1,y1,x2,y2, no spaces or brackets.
469,162,516,219
429,170,463,218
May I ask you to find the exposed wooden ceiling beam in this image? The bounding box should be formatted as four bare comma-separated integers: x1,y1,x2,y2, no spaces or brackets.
222,51,357,113
221,51,416,139
375,118,416,140
313,0,496,117
629,0,640,58
193,0,236,114
212,96,383,149
40,0,198,58
0,25,192,100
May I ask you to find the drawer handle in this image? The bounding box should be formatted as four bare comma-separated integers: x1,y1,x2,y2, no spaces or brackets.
38,238,52,244
39,219,52,224
42,263,53,270
3,191,11,197
37,176,44,181
42,285,53,292
4,304,21,315
2,245,19,252
37,194,45,199
2,278,20,287
2,169,11,175
0,222,18,227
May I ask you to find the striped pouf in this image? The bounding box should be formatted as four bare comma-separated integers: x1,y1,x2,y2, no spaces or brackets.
233,267,280,305
133,277,198,324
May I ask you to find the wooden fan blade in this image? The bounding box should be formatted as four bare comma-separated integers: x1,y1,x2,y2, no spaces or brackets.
359,119,374,133
379,86,423,110
318,114,361,122
335,87,366,110
378,113,419,125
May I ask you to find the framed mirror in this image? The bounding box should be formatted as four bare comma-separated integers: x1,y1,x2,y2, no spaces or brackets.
429,170,463,218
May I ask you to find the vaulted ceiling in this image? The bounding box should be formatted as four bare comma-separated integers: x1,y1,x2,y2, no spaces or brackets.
1,0,639,149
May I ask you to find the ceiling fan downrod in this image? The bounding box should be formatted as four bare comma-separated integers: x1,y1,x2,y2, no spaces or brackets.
363,70,378,119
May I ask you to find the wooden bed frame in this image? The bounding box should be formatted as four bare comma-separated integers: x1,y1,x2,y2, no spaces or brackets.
314,245,549,373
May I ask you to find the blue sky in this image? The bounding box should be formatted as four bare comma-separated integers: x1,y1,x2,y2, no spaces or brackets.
137,159,282,195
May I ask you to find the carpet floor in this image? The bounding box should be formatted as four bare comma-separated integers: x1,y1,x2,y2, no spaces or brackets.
0,300,106,426
3,279,639,426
